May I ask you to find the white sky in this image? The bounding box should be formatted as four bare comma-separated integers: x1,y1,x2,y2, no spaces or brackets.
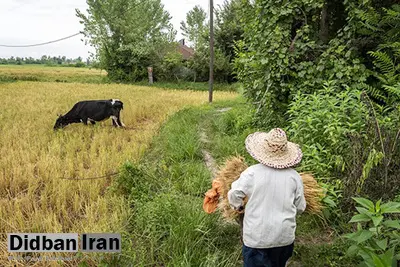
0,0,225,60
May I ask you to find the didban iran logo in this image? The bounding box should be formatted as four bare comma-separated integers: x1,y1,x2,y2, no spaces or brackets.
7,233,121,252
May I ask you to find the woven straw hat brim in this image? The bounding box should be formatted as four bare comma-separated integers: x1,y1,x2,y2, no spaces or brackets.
245,132,302,169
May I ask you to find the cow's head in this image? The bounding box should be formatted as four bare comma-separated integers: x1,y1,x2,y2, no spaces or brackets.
53,114,68,130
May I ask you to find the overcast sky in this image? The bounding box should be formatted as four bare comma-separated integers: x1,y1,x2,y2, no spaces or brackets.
0,0,225,60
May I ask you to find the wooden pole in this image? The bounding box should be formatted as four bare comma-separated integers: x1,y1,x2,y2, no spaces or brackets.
209,0,214,103
148,66,153,85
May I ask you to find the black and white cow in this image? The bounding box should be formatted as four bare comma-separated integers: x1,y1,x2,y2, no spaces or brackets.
54,99,125,130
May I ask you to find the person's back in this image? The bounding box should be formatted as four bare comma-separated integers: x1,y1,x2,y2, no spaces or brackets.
228,128,306,267
230,164,306,249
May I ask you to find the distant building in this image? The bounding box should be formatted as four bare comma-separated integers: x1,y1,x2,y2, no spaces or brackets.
177,39,194,60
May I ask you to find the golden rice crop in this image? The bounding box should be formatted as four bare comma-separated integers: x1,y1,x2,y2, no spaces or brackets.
0,80,237,266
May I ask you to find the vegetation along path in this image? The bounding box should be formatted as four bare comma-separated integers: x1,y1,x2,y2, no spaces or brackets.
109,97,358,267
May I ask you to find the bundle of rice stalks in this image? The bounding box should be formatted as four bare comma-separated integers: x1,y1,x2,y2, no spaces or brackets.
203,156,324,221
299,172,324,214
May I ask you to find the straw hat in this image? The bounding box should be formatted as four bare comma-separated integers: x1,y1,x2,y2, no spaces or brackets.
245,128,302,169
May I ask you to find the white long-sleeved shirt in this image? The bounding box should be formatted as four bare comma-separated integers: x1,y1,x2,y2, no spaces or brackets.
228,163,306,249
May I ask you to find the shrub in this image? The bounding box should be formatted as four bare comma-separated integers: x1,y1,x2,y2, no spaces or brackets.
287,82,367,178
344,197,400,266
74,62,86,68
342,96,400,205
155,52,185,82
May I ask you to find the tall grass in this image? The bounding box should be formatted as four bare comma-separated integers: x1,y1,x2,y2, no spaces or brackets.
0,81,236,266
112,106,244,266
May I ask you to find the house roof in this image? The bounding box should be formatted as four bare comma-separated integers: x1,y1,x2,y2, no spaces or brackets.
177,39,194,60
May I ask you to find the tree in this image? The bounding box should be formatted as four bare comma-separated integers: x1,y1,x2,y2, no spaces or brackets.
215,0,244,61
215,0,247,82
76,0,175,81
180,5,208,49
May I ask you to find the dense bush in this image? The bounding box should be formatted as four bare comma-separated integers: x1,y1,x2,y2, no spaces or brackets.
235,0,400,189
287,82,367,177
186,46,231,82
234,0,373,126
234,4,400,250
343,99,400,204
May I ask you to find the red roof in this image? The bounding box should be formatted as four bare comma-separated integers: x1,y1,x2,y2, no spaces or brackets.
177,43,195,60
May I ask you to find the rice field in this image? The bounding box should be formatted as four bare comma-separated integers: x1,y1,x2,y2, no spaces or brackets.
0,75,237,266
0,65,107,83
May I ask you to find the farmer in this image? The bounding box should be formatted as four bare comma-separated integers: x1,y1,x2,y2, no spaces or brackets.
228,128,306,267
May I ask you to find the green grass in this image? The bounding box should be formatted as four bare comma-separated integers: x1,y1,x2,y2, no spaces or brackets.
133,80,241,92
103,96,359,266
0,65,241,91
109,104,243,266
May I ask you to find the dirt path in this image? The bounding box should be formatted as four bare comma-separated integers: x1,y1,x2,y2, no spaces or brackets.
200,107,232,178
202,148,218,178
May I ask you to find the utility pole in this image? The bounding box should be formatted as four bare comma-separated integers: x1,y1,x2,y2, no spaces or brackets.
209,0,214,103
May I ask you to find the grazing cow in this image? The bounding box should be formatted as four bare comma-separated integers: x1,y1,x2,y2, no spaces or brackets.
54,99,125,130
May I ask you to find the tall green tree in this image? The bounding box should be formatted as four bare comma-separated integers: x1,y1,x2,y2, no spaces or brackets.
215,0,247,82
215,0,244,63
180,5,208,49
76,0,175,81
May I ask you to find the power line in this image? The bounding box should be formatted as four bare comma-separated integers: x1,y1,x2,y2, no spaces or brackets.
0,32,81,48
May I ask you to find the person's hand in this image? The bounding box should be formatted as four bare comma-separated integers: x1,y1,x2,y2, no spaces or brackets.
235,205,245,213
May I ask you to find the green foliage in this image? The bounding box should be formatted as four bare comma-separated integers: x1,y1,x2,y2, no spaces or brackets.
364,48,400,106
341,97,400,204
287,82,367,177
180,5,208,50
320,179,344,225
75,0,243,83
358,149,384,194
234,0,400,124
76,0,175,82
234,0,370,126
214,0,246,82
352,3,400,107
293,235,358,266
206,99,258,163
344,197,400,266
186,45,231,82
215,0,244,61
155,51,185,82
178,2,243,83
133,80,240,91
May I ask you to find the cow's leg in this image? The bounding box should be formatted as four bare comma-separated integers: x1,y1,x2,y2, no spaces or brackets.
116,112,125,128
111,116,118,127
88,118,96,125
82,118,88,125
